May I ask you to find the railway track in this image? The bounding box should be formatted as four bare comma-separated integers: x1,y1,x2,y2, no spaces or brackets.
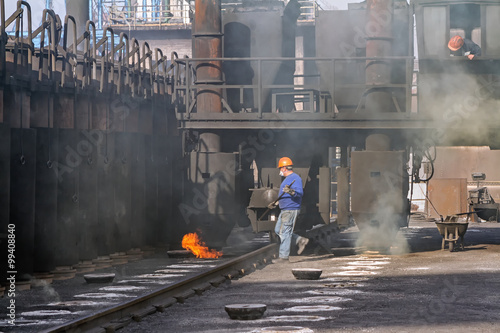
40,243,277,333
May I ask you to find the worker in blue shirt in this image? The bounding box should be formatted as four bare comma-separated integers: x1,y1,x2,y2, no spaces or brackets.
268,157,309,262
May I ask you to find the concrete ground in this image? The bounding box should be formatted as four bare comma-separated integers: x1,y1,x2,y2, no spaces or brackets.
120,219,500,333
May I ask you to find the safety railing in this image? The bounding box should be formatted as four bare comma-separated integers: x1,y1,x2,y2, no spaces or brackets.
0,0,177,100
174,56,415,119
106,1,193,29
297,0,319,24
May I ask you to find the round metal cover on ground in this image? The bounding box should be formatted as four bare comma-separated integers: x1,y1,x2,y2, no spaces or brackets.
291,268,322,280
257,327,313,333
225,303,266,320
51,267,77,280
167,250,195,258
83,273,115,283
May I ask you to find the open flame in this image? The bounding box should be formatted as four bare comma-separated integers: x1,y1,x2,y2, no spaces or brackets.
181,233,223,259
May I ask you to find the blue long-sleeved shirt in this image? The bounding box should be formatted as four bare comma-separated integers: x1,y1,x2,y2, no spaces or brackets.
278,172,303,210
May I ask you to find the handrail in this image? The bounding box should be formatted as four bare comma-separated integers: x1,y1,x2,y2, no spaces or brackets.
106,2,192,28
37,9,57,81
96,26,115,92
116,32,129,94
84,20,97,88
62,14,78,87
142,41,153,97
130,38,141,97
1,1,34,78
174,56,415,116
16,1,33,67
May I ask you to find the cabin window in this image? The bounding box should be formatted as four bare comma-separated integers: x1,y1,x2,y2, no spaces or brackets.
423,6,446,56
449,4,481,46
486,6,500,55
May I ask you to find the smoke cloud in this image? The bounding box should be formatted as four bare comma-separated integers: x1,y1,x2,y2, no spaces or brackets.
355,189,410,255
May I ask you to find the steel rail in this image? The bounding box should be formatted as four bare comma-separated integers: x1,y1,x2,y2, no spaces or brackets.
43,243,278,333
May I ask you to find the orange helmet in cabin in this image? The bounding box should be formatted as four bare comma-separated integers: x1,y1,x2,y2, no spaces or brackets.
448,35,464,51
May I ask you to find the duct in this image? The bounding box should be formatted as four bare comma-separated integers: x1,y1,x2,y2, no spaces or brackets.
365,0,394,113
193,0,223,114
65,0,89,51
193,0,223,152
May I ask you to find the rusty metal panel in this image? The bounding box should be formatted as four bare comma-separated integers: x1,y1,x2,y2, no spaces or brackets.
130,133,146,248
34,128,59,272
56,129,79,266
351,150,408,229
97,132,115,256
144,135,159,245
10,128,37,276
114,132,132,252
77,130,99,261
427,178,468,218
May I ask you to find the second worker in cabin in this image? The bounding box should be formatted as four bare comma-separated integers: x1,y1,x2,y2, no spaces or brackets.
269,157,309,263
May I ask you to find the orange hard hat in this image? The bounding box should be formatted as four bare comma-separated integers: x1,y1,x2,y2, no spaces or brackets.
278,157,293,168
448,35,464,51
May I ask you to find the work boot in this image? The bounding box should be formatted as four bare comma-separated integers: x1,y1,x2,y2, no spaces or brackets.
297,236,309,255
272,257,289,264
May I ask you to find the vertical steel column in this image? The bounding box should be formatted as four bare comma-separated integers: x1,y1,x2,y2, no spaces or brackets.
193,0,222,152
365,0,394,113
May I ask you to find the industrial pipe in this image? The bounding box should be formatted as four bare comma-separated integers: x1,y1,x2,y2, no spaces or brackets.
193,0,223,152
365,0,394,113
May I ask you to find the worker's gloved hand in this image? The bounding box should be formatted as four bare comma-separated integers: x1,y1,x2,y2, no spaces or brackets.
283,185,295,196
267,202,277,209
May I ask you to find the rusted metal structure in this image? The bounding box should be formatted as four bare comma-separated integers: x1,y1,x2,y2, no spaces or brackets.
2,0,500,285
0,0,181,283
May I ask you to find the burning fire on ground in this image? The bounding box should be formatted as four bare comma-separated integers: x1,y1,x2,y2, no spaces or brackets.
181,233,223,258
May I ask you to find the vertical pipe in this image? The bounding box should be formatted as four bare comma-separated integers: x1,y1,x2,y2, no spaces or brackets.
193,0,223,152
365,0,393,112
65,0,89,51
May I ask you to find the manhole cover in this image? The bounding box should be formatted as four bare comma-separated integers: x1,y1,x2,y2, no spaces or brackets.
291,268,322,280
225,304,266,320
83,273,115,283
